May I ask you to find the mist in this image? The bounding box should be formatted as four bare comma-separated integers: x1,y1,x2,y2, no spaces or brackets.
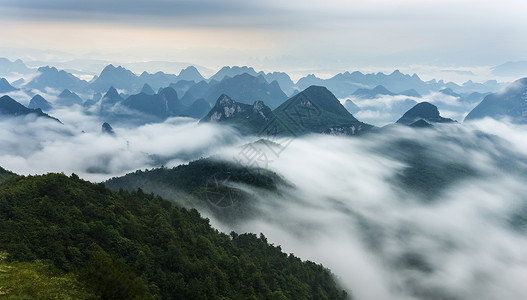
0,107,241,182
2,102,527,299
205,119,527,300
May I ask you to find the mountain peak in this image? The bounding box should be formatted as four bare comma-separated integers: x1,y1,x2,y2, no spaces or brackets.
396,102,454,125
0,78,18,92
28,94,52,111
58,89,73,97
178,65,204,82
101,122,115,135
140,83,155,95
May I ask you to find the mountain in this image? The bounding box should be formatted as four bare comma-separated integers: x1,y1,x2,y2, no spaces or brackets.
439,88,461,98
25,66,88,92
56,89,83,106
465,78,527,123
344,99,360,114
88,64,140,93
169,80,197,104
203,73,288,109
181,80,218,102
183,98,211,119
0,95,60,122
259,71,295,95
0,58,33,76
140,83,155,95
398,89,421,98
0,78,18,93
297,70,430,98
273,85,373,136
101,122,115,135
28,95,52,111
210,66,259,81
138,71,178,91
459,91,489,104
178,65,204,82
122,87,186,119
0,170,349,299
352,85,422,100
396,102,455,126
352,85,395,98
99,86,124,113
200,94,274,134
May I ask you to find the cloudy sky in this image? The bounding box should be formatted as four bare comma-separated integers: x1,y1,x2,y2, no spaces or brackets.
1,0,526,77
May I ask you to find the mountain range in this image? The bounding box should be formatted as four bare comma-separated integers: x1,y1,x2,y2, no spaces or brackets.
202,85,373,136
465,77,527,123
0,95,60,123
0,78,18,93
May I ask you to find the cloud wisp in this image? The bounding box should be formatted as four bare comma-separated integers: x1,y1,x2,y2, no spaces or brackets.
209,121,527,300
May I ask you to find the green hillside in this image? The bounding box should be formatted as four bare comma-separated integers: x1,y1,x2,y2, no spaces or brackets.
0,171,349,299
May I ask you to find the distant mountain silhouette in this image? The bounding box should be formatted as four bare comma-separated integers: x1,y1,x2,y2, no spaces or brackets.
0,95,60,122
210,66,259,81
122,87,186,120
28,95,52,111
396,102,455,125
465,78,527,123
352,85,422,99
55,89,83,106
101,122,115,135
178,66,204,82
0,78,18,93
0,58,33,76
100,86,124,113
169,80,196,102
203,73,288,109
344,99,360,114
352,85,395,98
88,64,140,93
181,80,218,102
138,71,178,92
184,98,211,119
140,83,155,95
439,88,461,98
25,66,88,92
259,71,295,96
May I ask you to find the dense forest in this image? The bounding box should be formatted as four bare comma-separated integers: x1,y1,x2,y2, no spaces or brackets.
105,158,287,222
0,169,349,299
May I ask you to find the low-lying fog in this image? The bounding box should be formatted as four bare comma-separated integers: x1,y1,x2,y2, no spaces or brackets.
2,105,527,300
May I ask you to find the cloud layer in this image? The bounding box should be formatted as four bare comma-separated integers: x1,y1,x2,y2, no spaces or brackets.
208,120,527,300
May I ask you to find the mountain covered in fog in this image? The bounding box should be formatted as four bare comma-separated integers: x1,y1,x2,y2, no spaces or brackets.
0,95,60,122
28,95,52,111
201,85,372,136
200,94,274,134
0,169,348,299
352,85,421,99
0,78,18,93
0,58,33,76
396,102,455,126
25,66,88,92
201,73,288,108
273,86,372,136
465,78,527,123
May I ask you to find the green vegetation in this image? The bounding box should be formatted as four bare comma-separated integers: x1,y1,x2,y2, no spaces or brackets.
0,167,15,185
105,158,285,221
272,86,372,136
0,252,92,299
0,171,349,299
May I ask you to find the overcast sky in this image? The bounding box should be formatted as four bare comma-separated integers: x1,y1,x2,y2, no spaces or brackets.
1,0,526,78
